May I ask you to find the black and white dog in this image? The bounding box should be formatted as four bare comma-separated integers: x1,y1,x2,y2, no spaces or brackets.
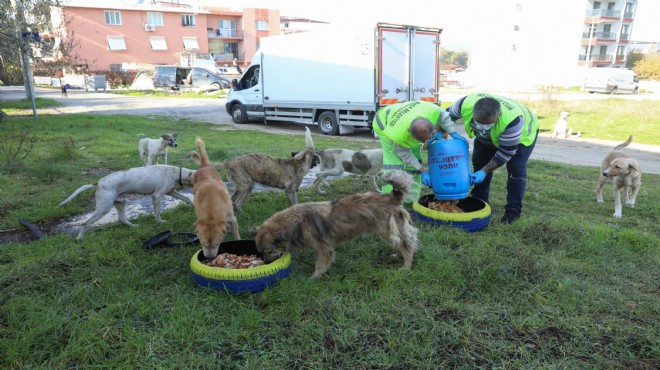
138,133,178,165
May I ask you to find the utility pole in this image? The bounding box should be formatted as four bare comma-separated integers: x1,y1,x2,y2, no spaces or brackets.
11,0,38,119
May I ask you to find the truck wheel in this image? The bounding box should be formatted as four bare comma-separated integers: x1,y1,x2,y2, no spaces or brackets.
610,87,618,95
318,111,339,136
633,87,639,94
211,82,221,90
231,103,247,124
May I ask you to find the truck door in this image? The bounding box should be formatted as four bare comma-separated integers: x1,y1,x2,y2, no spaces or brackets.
377,26,410,106
410,30,440,103
377,24,441,106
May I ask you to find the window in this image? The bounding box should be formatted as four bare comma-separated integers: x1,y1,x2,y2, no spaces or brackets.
107,36,127,50
182,14,196,27
511,44,517,52
617,45,625,55
607,2,615,10
110,64,122,72
218,19,237,37
104,11,122,25
515,4,522,11
149,36,167,50
182,37,199,50
593,1,601,9
255,20,268,30
147,12,163,26
513,25,519,31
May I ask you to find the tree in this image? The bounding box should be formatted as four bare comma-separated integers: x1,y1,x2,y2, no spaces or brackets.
440,48,469,68
632,53,660,80
626,50,644,69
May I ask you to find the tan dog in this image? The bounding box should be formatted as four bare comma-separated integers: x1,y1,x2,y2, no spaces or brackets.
252,171,418,278
187,128,317,211
595,135,641,218
192,137,240,258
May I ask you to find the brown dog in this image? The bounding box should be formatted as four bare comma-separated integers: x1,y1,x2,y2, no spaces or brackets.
252,171,418,278
187,127,317,211
595,135,642,218
191,137,241,258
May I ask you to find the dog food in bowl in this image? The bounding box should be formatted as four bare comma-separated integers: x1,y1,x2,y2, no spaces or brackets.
205,253,264,269
428,200,464,213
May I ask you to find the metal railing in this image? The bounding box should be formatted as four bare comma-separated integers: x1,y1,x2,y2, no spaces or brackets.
623,11,634,18
585,9,620,17
582,31,617,39
620,33,630,40
578,54,613,62
208,29,244,38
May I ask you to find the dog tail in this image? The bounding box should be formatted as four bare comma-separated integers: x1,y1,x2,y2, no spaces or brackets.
195,137,212,167
382,171,413,204
613,135,633,151
58,184,96,206
304,127,315,151
186,149,227,169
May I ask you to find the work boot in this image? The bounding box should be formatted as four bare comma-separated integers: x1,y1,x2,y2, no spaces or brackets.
500,210,520,224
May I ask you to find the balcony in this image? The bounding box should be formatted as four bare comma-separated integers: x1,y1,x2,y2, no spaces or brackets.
620,33,630,40
207,29,244,39
615,55,626,62
585,9,620,18
582,31,617,40
578,54,613,62
623,11,634,19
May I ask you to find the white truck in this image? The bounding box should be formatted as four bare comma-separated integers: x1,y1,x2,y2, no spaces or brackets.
583,67,639,94
225,23,442,135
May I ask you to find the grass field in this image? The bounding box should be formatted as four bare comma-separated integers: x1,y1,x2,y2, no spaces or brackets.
108,89,227,99
0,112,658,368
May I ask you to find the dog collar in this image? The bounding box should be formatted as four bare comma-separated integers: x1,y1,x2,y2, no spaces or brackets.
178,167,183,187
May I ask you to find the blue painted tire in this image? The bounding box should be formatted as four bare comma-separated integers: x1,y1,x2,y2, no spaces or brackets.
411,195,491,232
190,240,291,294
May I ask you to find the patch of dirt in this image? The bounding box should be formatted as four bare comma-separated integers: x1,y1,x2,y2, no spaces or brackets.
0,220,62,244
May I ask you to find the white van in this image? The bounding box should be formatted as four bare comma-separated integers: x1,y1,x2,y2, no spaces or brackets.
583,68,639,94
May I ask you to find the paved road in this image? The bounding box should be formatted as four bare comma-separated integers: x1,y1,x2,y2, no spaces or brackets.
2,86,659,174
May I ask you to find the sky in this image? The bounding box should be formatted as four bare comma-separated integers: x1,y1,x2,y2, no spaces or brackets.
204,0,660,50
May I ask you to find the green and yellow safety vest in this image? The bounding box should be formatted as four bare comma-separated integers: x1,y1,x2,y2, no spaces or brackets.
372,101,441,149
461,93,539,147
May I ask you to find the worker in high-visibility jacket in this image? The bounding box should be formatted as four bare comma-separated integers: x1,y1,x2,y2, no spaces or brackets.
446,93,540,224
372,100,458,202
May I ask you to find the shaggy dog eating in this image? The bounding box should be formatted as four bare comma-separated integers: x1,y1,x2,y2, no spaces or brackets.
58,165,195,240
187,127,317,211
192,137,241,258
139,133,178,165
595,135,642,218
252,171,418,278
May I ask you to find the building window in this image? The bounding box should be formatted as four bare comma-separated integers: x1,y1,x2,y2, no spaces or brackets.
147,12,163,26
104,11,122,25
182,37,199,50
515,4,522,11
107,36,127,51
182,14,196,27
149,36,167,50
512,44,517,52
255,20,268,31
513,25,519,31
110,64,122,72
617,45,625,55
593,1,601,10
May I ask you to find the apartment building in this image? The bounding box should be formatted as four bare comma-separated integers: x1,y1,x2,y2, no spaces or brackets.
464,0,637,89
50,1,280,72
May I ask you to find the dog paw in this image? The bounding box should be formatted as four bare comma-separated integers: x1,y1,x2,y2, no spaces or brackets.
317,189,328,195
625,201,635,208
613,212,622,218
596,199,604,204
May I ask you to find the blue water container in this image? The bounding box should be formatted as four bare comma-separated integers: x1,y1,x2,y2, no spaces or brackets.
427,137,471,200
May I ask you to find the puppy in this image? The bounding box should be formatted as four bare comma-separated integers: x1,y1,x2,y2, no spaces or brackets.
191,137,240,258
252,171,418,278
60,84,68,97
139,133,178,165
59,165,195,239
551,111,580,139
187,128,317,211
595,135,641,218
292,148,383,195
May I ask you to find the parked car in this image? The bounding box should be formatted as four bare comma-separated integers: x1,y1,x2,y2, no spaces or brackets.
154,66,230,90
583,67,639,94
216,66,241,75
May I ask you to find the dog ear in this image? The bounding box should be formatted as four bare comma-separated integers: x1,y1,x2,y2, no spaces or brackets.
172,133,178,138
291,151,299,157
629,162,640,172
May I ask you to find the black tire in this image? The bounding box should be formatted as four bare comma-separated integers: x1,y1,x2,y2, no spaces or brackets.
588,91,595,94
231,103,247,124
211,82,221,90
610,87,618,95
633,87,639,95
318,111,339,136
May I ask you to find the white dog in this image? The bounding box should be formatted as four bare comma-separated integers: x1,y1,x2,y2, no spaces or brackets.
551,112,580,139
139,133,178,165
595,135,641,218
59,165,196,239
312,148,384,194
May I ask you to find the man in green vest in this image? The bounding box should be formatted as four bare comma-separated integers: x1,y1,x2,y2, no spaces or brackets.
373,100,459,202
446,93,540,223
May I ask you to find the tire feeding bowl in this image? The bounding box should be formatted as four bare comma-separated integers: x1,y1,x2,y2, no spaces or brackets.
190,239,291,293
411,195,491,232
